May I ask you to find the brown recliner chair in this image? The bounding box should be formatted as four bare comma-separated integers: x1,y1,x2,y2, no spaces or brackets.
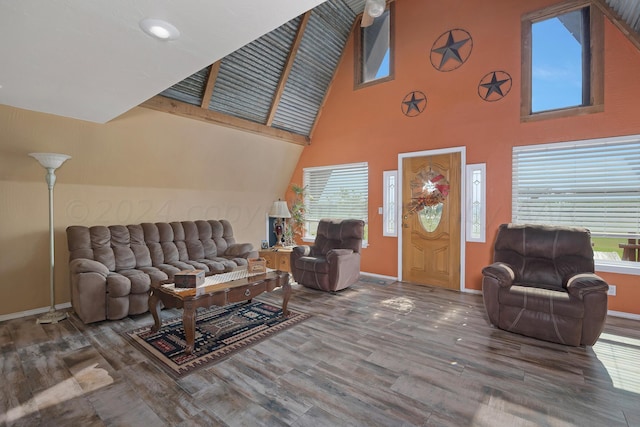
291,219,364,292
482,224,609,346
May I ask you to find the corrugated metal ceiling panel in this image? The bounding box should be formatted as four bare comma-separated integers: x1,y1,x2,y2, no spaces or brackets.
344,0,366,15
157,0,369,139
207,17,302,123
271,0,356,136
606,0,640,32
160,67,208,106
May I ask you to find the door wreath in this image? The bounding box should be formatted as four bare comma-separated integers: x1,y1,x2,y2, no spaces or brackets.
407,168,450,214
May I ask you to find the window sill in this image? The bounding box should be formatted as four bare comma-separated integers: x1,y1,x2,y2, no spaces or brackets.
354,75,394,91
595,260,640,276
521,104,604,123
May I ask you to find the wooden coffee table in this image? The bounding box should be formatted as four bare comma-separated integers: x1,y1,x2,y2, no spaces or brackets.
148,269,291,354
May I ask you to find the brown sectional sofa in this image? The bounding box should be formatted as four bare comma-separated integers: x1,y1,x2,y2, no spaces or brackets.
66,219,257,324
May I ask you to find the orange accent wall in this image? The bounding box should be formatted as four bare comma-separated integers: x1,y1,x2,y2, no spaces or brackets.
289,0,640,315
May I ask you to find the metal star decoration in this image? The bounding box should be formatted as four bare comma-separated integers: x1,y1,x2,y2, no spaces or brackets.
430,29,473,72
478,71,512,102
401,91,427,117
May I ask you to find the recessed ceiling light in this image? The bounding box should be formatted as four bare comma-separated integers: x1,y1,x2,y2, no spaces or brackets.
139,18,180,41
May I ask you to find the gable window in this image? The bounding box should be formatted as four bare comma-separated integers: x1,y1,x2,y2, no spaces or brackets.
521,2,603,121
303,162,369,243
512,135,640,273
354,3,395,89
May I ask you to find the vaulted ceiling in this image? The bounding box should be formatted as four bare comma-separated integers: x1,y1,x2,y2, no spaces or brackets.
1,0,639,144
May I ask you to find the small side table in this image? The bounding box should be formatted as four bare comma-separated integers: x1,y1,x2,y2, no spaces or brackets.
259,247,293,272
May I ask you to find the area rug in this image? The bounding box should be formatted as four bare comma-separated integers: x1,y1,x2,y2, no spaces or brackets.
124,301,310,378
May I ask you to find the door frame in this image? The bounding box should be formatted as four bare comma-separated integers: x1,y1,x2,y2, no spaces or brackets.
397,146,467,291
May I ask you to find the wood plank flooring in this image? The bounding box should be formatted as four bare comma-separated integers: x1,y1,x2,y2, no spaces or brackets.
1,281,639,426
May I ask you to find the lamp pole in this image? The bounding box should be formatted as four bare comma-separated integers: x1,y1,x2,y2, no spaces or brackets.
29,153,71,324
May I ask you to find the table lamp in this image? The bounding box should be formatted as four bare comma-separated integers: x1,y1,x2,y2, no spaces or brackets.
268,200,291,247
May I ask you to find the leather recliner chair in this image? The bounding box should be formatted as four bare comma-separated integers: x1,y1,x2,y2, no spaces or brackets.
482,223,609,346
291,219,364,292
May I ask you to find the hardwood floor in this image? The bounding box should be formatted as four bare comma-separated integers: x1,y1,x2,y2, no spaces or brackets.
1,281,639,426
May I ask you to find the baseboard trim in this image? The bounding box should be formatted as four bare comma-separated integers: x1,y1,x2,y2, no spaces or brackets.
0,303,72,323
607,310,640,320
360,272,398,281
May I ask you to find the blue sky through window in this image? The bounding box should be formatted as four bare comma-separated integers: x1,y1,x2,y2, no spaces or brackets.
375,49,390,79
532,15,583,112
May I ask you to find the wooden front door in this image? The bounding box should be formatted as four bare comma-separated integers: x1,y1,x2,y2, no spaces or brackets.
401,152,461,290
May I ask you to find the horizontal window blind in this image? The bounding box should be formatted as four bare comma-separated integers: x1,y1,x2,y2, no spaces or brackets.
303,162,368,224
512,136,640,236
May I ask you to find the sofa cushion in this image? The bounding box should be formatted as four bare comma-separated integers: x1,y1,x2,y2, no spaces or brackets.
154,263,182,278
90,226,116,271
296,256,330,274
196,220,219,258
170,222,190,261
128,224,153,268
494,224,594,288
225,243,253,257
117,269,151,294
314,219,364,255
139,266,169,283
210,220,228,254
67,226,95,260
196,259,226,274
226,257,249,268
106,273,130,297
498,285,585,319
141,223,165,266
208,257,237,271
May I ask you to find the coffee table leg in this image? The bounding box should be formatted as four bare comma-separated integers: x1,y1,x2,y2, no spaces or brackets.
183,301,196,355
149,288,162,333
281,279,292,318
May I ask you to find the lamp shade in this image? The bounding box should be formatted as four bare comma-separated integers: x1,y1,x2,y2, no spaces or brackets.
268,200,291,218
29,152,71,169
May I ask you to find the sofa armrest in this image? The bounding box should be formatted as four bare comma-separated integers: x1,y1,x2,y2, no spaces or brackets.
292,245,312,257
69,258,110,324
290,245,312,283
326,248,354,260
224,242,255,258
566,273,609,298
481,262,515,287
69,258,109,276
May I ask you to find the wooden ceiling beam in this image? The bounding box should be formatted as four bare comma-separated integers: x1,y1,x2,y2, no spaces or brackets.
141,95,309,146
200,61,222,109
265,11,311,127
592,0,640,52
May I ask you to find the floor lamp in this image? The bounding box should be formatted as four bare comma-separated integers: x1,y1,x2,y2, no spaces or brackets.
29,152,71,324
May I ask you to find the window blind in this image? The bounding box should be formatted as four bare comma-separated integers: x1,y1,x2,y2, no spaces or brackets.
303,162,368,225
512,136,640,236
